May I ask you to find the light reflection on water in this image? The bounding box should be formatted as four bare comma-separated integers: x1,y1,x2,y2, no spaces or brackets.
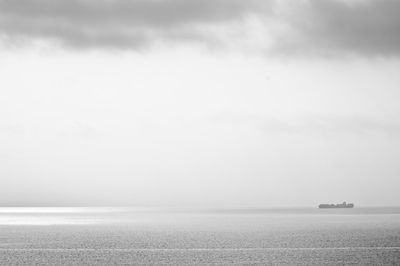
0,207,111,213
0,207,187,225
0,207,162,225
0,207,113,225
0,215,99,225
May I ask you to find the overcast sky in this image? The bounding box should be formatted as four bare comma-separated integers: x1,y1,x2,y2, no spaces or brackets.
1,0,400,207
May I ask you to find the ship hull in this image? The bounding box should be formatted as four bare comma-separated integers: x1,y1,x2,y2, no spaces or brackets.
319,203,354,208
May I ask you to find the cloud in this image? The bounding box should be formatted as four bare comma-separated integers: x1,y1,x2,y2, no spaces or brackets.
214,112,400,137
275,0,400,57
0,0,271,49
278,115,400,136
0,0,400,56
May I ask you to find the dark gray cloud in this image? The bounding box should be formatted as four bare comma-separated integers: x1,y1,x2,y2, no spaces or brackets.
275,0,400,57
0,0,400,56
0,0,271,49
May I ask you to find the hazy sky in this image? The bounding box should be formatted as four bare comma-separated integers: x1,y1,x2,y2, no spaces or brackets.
1,0,400,207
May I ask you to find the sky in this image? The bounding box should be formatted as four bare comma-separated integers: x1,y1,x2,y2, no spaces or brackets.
1,0,400,207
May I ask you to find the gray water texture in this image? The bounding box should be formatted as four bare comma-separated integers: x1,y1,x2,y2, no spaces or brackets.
0,207,399,265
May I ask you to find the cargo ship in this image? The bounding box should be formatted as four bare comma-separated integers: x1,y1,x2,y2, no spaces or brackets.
318,202,354,208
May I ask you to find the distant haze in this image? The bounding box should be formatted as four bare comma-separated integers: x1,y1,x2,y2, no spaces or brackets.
1,0,400,207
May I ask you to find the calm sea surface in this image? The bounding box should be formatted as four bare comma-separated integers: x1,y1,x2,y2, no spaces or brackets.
0,207,399,265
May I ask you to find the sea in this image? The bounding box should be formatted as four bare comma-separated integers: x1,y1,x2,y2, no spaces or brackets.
0,207,399,265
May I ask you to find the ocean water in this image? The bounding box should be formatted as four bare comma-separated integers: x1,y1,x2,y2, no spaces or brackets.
0,207,399,265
